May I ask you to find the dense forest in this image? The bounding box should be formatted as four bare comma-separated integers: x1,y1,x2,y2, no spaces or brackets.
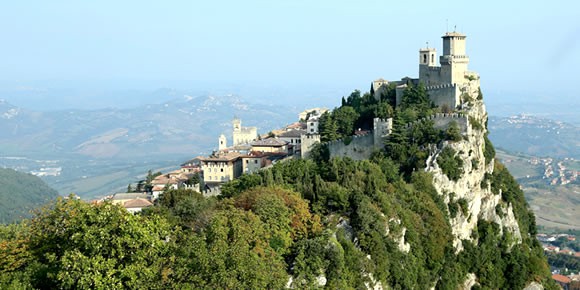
0,168,59,224
0,85,557,289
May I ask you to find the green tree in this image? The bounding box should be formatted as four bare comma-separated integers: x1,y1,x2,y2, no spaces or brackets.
333,106,359,138
24,197,173,289
319,112,339,142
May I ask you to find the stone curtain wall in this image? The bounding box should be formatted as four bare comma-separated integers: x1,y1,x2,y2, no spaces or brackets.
319,114,465,161
325,133,375,161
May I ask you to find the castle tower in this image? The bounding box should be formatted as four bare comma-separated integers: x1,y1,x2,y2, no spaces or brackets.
218,134,227,151
439,32,469,85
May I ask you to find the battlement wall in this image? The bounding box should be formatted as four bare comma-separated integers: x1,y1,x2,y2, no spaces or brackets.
324,133,375,161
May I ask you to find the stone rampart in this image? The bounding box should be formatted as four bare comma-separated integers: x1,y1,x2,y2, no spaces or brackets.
324,133,375,161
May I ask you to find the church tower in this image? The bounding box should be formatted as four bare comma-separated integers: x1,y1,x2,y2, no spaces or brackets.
218,134,227,151
440,32,469,85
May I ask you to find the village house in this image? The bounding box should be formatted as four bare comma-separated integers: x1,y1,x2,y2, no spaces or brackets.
250,138,289,154
180,157,202,174
199,151,243,185
110,192,154,213
276,129,305,156
122,198,154,214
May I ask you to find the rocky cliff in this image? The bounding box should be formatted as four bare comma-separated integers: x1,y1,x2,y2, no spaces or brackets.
426,80,522,251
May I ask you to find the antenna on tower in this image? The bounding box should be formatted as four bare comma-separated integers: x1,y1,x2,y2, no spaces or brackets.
454,25,457,32
426,41,429,49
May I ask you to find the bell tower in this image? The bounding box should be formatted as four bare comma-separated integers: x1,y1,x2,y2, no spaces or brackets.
419,44,438,85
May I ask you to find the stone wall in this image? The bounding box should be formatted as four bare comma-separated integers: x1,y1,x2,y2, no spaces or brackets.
419,65,443,86
325,133,375,161
425,83,460,109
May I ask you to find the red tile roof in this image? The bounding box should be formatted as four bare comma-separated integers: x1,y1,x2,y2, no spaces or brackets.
552,274,571,284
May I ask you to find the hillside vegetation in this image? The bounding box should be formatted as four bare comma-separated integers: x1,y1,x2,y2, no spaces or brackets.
0,86,557,289
0,168,59,224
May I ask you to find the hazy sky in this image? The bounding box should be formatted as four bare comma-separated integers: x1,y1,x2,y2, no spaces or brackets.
0,0,578,108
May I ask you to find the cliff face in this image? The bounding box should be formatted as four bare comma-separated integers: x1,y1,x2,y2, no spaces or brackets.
426,80,521,251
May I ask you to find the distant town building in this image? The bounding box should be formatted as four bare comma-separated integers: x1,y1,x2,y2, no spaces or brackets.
218,134,227,151
232,118,258,146
552,274,571,290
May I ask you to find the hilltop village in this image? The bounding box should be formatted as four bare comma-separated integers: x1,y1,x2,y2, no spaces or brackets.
107,31,481,212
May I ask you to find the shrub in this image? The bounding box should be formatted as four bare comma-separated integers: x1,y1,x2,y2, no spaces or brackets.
437,147,464,181
495,204,504,218
448,202,459,218
461,93,474,103
471,158,479,170
483,134,496,165
469,116,483,131
465,75,477,81
445,121,462,141
457,198,469,216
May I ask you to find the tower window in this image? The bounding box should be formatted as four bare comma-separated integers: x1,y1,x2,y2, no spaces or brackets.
431,54,434,63
423,54,427,63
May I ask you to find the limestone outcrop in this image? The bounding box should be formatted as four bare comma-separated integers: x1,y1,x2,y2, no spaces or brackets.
425,80,522,251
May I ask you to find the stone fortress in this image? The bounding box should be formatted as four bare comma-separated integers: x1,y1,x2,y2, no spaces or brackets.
301,31,480,160
372,31,480,110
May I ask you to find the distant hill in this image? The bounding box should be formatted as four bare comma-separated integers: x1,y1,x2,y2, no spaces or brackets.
0,95,297,159
488,114,580,159
0,95,298,198
0,168,59,223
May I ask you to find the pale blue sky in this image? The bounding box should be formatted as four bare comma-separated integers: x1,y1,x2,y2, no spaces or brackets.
0,0,578,108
